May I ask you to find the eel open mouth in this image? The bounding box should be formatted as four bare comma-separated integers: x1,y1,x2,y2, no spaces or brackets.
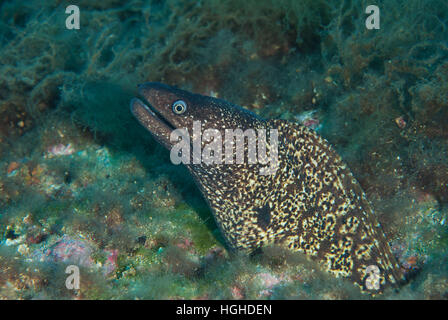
130,96,176,149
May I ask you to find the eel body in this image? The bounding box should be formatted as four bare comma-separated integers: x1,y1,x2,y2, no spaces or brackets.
130,82,403,293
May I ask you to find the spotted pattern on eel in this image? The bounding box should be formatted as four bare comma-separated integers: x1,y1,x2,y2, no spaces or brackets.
130,82,403,294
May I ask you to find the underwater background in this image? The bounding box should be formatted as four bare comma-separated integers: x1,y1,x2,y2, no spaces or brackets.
0,0,447,299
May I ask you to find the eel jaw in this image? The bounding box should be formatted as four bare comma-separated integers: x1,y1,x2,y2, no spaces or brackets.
130,97,175,149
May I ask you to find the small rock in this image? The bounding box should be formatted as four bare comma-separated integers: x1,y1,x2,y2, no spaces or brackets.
395,116,406,129
7,162,20,175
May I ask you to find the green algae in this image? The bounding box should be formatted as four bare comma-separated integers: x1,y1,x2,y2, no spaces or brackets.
185,220,219,254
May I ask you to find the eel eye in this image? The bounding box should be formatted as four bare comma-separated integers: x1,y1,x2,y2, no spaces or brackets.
172,100,187,115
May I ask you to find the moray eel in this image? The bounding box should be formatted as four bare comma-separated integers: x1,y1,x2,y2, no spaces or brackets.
130,82,403,293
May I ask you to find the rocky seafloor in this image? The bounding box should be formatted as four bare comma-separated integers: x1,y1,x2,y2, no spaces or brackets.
0,0,447,299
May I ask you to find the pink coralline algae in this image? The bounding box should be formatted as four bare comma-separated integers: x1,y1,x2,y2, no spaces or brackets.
257,272,290,297
295,110,321,130
47,143,75,157
391,241,425,278
176,237,194,251
230,286,245,299
32,237,119,276
259,272,281,288
103,249,119,276
45,237,93,268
